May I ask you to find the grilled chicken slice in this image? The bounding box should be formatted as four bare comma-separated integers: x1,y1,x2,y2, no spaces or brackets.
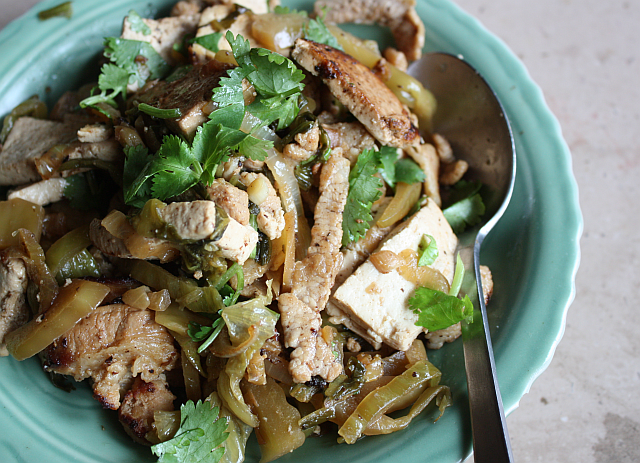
292,39,420,148
0,250,30,357
118,376,176,445
278,150,350,383
44,303,179,410
0,117,79,185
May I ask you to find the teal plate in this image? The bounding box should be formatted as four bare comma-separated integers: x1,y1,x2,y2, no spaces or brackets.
0,1,582,462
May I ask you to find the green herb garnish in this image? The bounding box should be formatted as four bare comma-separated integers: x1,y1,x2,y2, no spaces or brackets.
417,234,438,267
151,399,229,463
410,288,474,331
342,148,384,246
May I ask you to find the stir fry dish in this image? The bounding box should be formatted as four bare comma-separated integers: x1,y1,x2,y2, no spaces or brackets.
0,1,494,462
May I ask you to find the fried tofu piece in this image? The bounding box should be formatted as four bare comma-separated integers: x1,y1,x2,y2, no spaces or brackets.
329,200,457,351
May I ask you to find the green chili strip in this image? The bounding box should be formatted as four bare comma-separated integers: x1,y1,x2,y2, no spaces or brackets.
448,252,465,296
55,249,101,284
37,1,73,20
299,405,337,431
45,226,92,277
137,103,182,119
364,385,451,435
0,96,48,143
129,260,224,313
59,158,122,186
338,360,443,444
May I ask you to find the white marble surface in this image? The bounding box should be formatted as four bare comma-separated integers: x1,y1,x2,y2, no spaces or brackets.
1,1,638,462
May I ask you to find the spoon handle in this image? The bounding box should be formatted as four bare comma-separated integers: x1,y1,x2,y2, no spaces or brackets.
459,242,514,463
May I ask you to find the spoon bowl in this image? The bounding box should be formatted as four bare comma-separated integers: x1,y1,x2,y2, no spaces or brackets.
408,53,516,463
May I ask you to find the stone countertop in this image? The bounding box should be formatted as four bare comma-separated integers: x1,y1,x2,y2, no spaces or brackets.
1,1,638,462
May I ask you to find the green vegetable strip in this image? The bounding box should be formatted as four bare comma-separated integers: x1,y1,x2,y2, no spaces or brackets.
298,404,337,431
290,383,322,403
45,226,92,277
207,392,253,463
364,385,452,435
172,331,206,376
448,253,464,296
129,260,224,313
37,1,73,20
59,158,122,186
338,360,442,444
325,357,367,403
217,290,278,428
55,249,101,284
137,103,182,119
0,96,48,144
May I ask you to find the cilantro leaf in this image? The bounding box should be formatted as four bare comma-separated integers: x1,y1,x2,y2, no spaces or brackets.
246,95,300,130
124,136,200,205
149,136,202,200
443,193,485,234
123,120,266,206
246,48,305,97
376,146,424,187
123,145,153,207
196,124,249,184
191,32,223,52
273,6,308,16
395,158,426,184
342,148,384,246
151,399,229,463
104,37,170,87
212,66,247,108
237,135,271,161
80,37,169,109
208,102,246,130
79,63,130,108
219,32,305,129
378,145,398,187
189,317,225,353
210,66,248,128
127,10,151,35
417,234,438,267
443,179,482,209
225,32,252,67
303,14,343,50
410,288,474,331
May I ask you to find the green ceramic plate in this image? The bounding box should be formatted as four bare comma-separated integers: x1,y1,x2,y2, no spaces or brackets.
0,1,581,462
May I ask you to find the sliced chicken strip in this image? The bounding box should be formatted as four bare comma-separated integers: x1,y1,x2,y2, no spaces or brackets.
292,39,420,148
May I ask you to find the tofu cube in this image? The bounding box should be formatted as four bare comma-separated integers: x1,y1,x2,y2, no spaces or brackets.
329,200,458,351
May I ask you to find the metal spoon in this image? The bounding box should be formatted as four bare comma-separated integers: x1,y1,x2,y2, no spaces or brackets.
408,53,516,463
